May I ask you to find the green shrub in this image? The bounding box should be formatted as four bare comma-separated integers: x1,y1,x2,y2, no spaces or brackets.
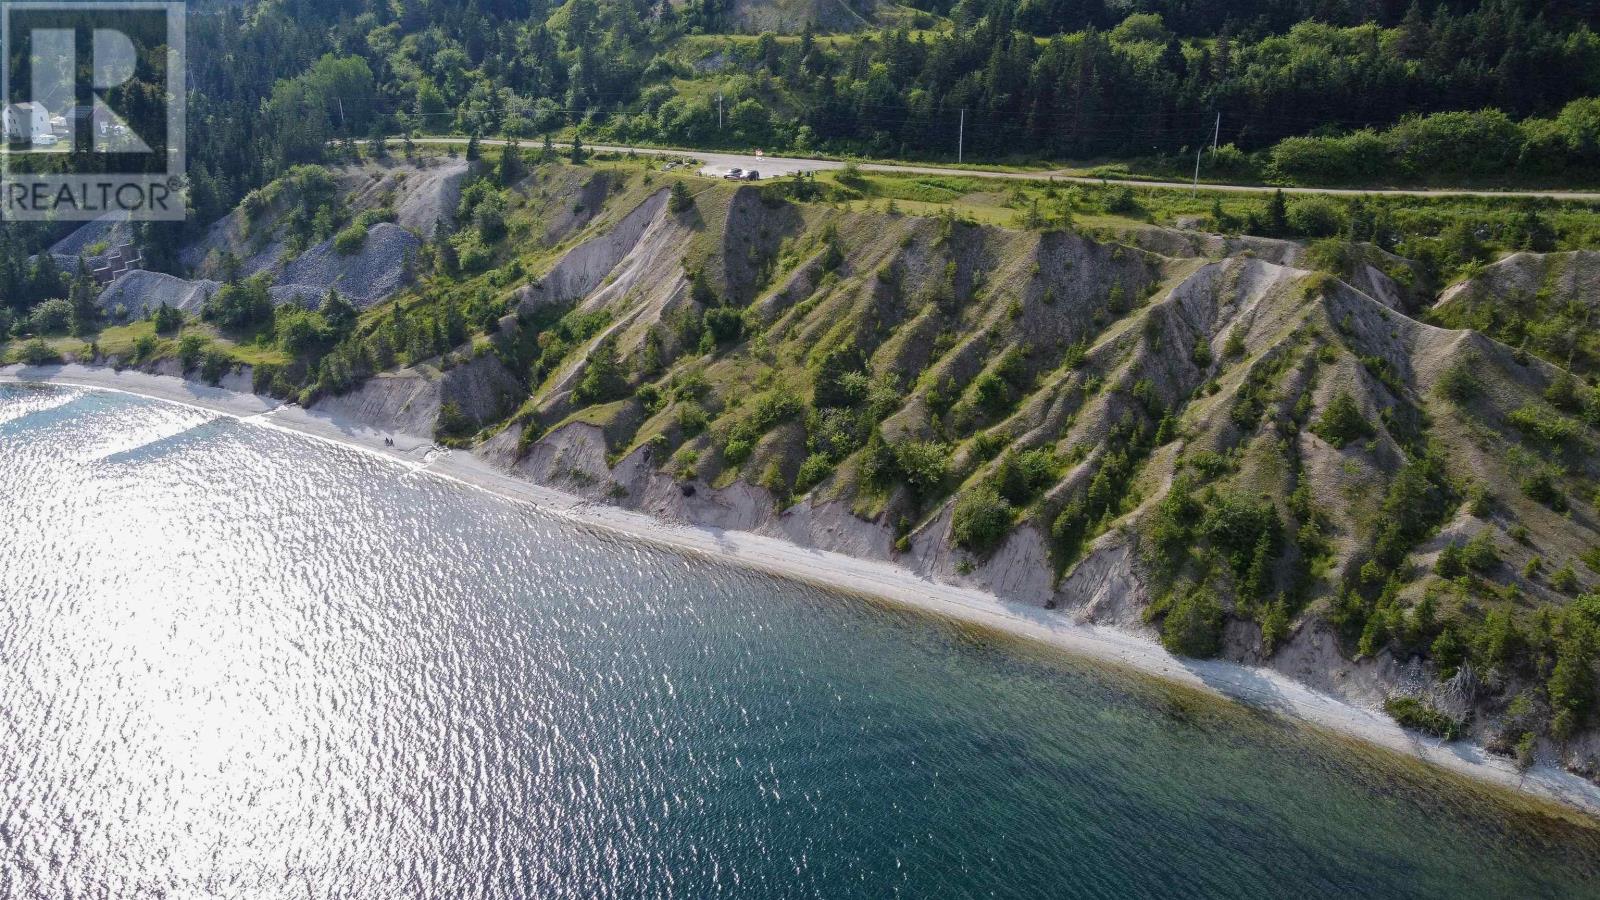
1287,197,1345,238
1548,639,1595,739
1435,359,1481,403
1267,130,1387,183
152,302,184,335
793,453,832,495
635,383,663,413
1473,608,1525,672
1223,328,1246,359
669,180,694,213
1465,482,1490,517
951,484,1015,554
758,459,789,502
178,333,208,370
703,306,743,345
1515,731,1538,771
1544,372,1583,411
1462,530,1499,572
972,372,1011,415
274,305,333,359
436,400,473,438
1435,542,1466,578
992,448,1060,507
1521,469,1567,510
892,440,950,497
573,338,628,404
131,332,159,362
1508,404,1579,445
332,221,368,255
16,337,59,365
1370,457,1455,568
1390,109,1523,177
1184,450,1231,479
1259,595,1291,656
722,437,752,466
1550,562,1580,595
199,349,232,385
676,401,708,437
1200,491,1280,578
970,430,1011,462
1383,696,1463,740
1160,585,1224,659
1312,391,1374,448
202,275,274,330
27,298,73,334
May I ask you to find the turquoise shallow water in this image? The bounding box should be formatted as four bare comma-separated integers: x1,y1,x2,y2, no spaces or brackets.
3,383,1599,899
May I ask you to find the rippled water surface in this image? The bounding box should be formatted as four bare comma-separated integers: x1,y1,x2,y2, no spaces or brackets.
4,384,1600,899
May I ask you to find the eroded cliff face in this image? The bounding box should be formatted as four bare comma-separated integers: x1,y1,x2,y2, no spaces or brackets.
498,177,1600,778
313,351,524,438
95,163,1600,782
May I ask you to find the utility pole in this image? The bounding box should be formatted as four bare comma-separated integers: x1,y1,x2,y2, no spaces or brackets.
337,98,346,131
958,108,964,164
717,93,723,130
1194,113,1219,197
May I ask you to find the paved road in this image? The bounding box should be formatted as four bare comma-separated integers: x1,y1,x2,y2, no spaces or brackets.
394,137,1600,201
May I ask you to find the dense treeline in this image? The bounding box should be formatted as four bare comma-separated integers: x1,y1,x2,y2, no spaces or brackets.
242,0,1600,163
1266,101,1600,182
176,0,1600,183
674,1,1600,161
13,0,1600,326
41,0,1600,253
903,0,1600,38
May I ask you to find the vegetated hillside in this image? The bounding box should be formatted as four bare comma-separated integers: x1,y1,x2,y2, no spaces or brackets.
1430,250,1600,376
246,158,1600,784
722,0,883,33
464,173,1600,778
10,150,1600,784
146,0,1600,248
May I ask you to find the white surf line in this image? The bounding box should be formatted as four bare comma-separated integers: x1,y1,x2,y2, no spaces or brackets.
348,429,1600,821
6,364,1600,821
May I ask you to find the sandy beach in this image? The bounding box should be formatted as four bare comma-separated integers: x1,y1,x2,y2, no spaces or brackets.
6,362,1599,820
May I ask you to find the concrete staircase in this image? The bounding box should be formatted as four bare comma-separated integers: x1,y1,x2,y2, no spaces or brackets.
91,243,143,286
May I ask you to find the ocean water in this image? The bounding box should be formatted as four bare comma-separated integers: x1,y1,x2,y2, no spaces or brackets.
2,383,1598,900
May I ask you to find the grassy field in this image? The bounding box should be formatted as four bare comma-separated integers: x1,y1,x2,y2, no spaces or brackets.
804,168,1600,255
2,318,290,369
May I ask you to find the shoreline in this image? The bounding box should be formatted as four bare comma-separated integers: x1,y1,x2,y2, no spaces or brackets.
7,362,1600,822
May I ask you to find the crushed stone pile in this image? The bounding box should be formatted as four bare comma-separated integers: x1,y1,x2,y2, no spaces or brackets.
96,270,221,317
49,217,135,259
268,223,421,308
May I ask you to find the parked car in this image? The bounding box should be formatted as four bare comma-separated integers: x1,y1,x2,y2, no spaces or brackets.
742,170,760,181
722,167,743,179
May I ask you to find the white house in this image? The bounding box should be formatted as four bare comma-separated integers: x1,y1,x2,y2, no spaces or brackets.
3,102,52,143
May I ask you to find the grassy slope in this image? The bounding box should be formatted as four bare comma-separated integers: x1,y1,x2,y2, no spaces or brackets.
9,155,1600,765
410,160,1600,763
